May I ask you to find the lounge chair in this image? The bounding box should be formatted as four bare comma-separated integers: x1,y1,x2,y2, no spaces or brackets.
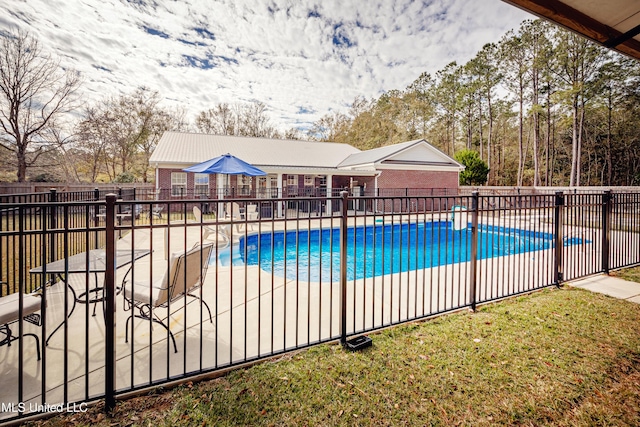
121,204,143,220
147,189,164,219
224,202,242,218
123,243,214,353
148,205,164,220
192,206,230,245
224,202,246,233
246,204,259,230
0,288,44,360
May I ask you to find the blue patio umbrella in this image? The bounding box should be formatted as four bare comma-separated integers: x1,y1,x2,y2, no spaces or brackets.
183,153,267,176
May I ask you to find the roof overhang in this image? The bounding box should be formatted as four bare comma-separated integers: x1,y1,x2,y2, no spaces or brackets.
502,0,640,60
260,166,376,176
340,162,464,172
157,163,377,177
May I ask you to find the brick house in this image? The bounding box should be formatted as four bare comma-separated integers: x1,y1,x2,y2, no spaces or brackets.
149,132,463,215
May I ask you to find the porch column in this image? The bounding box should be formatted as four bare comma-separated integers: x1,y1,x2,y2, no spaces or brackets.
326,174,333,215
216,173,226,197
217,173,225,216
277,173,284,218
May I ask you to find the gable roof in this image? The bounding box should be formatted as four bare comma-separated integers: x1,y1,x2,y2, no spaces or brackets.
150,132,463,174
150,132,361,169
338,139,464,170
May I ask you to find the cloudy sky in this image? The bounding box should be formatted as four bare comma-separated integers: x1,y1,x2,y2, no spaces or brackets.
0,0,532,131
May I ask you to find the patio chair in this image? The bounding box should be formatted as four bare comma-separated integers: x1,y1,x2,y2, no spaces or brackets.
224,202,246,233
120,204,143,220
123,242,214,353
193,206,230,246
246,204,259,230
148,204,164,220
224,202,242,220
146,188,164,220
0,288,44,360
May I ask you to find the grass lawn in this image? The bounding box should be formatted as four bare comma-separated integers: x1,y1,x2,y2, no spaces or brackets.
31,284,640,427
612,266,640,284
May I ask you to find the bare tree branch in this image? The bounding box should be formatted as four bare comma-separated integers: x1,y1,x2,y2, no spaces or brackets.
0,28,81,181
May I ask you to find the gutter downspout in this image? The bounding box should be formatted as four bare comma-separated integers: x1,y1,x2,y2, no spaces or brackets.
154,163,159,194
374,171,382,213
374,171,382,196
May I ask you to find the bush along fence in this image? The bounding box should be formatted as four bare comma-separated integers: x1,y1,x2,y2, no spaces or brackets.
0,190,638,423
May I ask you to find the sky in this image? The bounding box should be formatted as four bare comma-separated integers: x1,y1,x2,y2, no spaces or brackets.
0,0,532,131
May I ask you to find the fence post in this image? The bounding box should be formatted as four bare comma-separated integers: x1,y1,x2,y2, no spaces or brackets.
49,189,57,263
553,192,564,286
104,194,117,413
93,188,101,228
469,191,479,312
339,190,349,346
602,190,612,274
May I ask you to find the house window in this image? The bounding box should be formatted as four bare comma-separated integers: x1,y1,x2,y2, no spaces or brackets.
194,173,209,197
258,174,278,198
171,172,187,196
286,174,298,196
304,175,314,186
239,175,251,196
318,175,328,196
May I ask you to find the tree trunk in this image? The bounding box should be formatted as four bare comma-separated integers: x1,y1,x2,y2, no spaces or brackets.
17,138,27,182
487,92,493,183
451,115,456,155
606,87,613,185
532,71,540,186
517,86,524,187
478,95,484,160
467,103,472,150
570,95,579,186
576,98,585,186
545,89,551,186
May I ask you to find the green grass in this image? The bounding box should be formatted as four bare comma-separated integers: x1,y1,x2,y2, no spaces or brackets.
612,266,640,283
30,286,640,427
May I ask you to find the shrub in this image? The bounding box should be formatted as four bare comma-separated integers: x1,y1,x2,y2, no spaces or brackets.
454,149,489,185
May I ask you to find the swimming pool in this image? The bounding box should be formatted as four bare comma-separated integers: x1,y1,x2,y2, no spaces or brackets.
222,221,584,282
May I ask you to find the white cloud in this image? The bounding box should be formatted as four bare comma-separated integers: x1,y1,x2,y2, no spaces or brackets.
0,0,532,130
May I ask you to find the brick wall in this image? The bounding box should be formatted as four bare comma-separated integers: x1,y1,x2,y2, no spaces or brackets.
156,168,172,192
157,168,459,197
377,169,459,191
157,168,220,196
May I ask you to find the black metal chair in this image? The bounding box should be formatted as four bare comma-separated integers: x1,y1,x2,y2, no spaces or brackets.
0,287,44,360
123,243,214,353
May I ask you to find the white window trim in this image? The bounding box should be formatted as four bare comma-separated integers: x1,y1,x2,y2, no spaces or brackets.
239,175,251,195
194,173,209,196
171,172,187,197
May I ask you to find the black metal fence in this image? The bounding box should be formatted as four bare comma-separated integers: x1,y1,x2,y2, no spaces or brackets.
0,187,144,206
1,190,639,423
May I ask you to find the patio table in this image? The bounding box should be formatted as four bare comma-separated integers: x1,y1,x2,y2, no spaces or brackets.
30,248,150,345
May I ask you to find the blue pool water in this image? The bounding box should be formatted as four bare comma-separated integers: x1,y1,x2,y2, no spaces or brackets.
220,221,585,282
